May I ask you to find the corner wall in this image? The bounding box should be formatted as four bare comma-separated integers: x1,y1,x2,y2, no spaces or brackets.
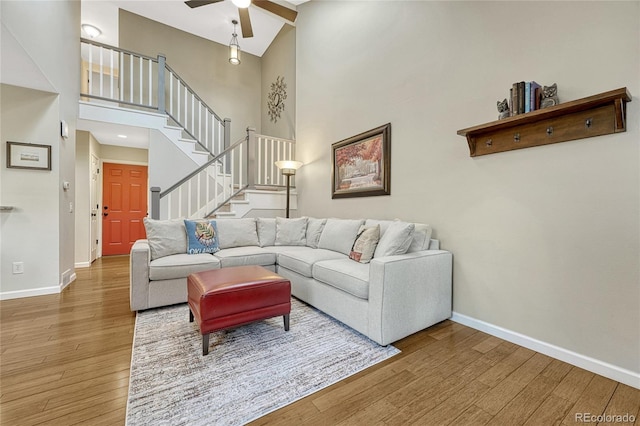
295,1,639,382
1,0,80,297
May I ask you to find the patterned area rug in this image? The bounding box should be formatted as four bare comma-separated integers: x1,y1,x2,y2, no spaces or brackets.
126,298,400,425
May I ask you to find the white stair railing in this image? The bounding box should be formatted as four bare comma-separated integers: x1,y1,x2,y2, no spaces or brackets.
155,136,248,219
248,129,297,188
80,39,228,158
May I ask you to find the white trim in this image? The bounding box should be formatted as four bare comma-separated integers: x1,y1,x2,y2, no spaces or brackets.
101,158,148,166
451,312,640,390
60,273,77,292
0,286,59,300
75,261,91,268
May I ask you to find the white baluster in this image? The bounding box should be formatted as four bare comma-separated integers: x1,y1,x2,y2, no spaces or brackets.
88,45,93,95
169,72,173,115
129,54,133,103
257,137,262,185
148,59,152,106
119,52,124,101
99,46,103,98
167,193,172,220
110,49,114,99
187,180,192,218
139,56,143,104
176,81,180,122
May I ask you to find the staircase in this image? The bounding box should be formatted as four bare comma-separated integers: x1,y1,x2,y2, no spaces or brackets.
80,38,297,219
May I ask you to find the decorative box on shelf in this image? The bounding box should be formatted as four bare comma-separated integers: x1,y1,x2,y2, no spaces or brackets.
457,87,631,157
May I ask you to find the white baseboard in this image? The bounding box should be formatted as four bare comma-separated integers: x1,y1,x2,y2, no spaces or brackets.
0,286,60,300
60,273,76,292
75,262,91,268
451,311,640,390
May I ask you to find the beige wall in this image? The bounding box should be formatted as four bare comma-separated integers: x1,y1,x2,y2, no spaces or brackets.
100,144,148,164
118,9,262,143
296,1,639,376
261,25,296,140
1,0,80,296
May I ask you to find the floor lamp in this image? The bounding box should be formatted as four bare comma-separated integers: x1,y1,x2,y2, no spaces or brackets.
274,160,303,218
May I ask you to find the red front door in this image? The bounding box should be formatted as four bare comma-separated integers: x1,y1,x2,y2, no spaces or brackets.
102,163,148,256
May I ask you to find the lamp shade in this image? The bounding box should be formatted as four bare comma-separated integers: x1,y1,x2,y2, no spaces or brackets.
232,0,251,7
275,160,303,175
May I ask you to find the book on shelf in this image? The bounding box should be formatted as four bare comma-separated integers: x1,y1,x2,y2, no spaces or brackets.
508,80,541,116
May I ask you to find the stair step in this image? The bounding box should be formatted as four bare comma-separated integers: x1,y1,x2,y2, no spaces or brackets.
230,200,250,205
215,211,236,218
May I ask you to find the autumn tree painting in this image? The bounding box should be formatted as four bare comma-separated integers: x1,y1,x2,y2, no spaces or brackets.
332,124,391,199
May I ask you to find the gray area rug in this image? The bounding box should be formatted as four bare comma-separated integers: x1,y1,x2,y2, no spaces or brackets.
126,298,400,425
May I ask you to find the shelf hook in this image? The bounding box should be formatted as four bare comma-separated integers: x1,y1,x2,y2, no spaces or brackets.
585,118,592,128
546,126,554,136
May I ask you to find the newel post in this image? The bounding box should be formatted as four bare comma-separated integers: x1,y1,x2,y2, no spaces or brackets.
157,55,166,114
150,187,161,220
247,127,256,189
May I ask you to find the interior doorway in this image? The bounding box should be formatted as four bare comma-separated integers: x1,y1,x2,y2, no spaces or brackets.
102,162,148,256
90,154,100,262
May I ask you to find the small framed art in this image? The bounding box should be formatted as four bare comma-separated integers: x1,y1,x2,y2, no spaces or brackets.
6,141,51,170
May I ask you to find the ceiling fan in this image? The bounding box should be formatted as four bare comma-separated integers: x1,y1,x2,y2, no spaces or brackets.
184,0,298,38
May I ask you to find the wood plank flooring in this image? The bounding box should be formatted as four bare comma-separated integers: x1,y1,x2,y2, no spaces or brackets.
1,256,638,425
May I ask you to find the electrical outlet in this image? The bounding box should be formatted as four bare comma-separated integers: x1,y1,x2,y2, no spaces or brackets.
12,262,24,274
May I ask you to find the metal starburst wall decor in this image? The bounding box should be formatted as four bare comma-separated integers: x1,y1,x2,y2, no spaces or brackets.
267,76,287,123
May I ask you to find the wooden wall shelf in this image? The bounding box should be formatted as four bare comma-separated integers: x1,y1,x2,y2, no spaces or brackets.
457,87,631,157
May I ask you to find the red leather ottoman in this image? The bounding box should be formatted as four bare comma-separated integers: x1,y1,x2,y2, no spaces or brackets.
187,265,291,355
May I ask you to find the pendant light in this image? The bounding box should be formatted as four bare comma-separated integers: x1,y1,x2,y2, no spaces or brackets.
229,20,241,65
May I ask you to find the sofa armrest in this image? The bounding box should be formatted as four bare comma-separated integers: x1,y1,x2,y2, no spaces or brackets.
130,239,151,311
367,250,453,345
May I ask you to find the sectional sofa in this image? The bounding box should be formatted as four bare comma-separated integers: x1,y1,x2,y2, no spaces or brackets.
130,217,453,345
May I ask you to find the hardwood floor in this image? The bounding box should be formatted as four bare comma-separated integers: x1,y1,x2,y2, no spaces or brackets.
1,256,638,425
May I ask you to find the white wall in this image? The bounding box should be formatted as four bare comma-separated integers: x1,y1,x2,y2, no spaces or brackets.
296,1,639,380
1,0,80,297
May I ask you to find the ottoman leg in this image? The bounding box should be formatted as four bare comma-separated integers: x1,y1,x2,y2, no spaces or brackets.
202,333,210,356
189,309,194,323
284,314,290,331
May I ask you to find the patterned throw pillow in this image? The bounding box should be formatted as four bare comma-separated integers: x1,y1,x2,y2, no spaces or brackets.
349,225,380,264
184,220,220,254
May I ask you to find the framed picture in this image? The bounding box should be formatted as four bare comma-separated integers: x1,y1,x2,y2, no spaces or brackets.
6,141,51,170
332,123,391,199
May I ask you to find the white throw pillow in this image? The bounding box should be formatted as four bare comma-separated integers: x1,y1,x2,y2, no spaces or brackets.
373,221,415,258
275,217,308,246
305,217,327,249
407,223,433,252
317,218,364,256
215,218,259,249
143,217,187,260
257,218,276,247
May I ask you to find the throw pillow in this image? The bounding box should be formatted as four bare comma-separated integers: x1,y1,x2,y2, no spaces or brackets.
256,218,276,247
349,225,380,263
407,223,433,252
374,221,415,258
317,218,365,256
275,217,308,246
215,218,259,249
143,217,187,260
184,220,220,254
305,217,327,249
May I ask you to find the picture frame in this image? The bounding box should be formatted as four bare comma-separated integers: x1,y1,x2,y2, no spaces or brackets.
331,123,391,199
6,141,52,170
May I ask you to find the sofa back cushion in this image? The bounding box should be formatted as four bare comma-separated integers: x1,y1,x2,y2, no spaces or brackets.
317,218,364,256
407,223,433,253
143,217,187,260
305,217,327,249
215,218,259,249
349,224,380,264
275,217,308,246
374,221,415,258
257,218,276,247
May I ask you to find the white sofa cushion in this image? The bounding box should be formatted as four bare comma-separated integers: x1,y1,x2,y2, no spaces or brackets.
214,246,276,268
313,259,370,300
305,218,327,249
317,218,364,256
143,217,187,260
256,218,276,247
374,221,415,258
407,223,433,253
275,217,308,246
215,218,259,248
149,253,220,281
277,247,346,278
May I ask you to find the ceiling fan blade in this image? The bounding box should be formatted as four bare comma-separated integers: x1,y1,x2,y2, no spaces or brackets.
253,0,298,23
184,0,223,9
238,8,254,38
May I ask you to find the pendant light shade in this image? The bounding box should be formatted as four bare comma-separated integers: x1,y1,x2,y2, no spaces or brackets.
229,20,241,65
